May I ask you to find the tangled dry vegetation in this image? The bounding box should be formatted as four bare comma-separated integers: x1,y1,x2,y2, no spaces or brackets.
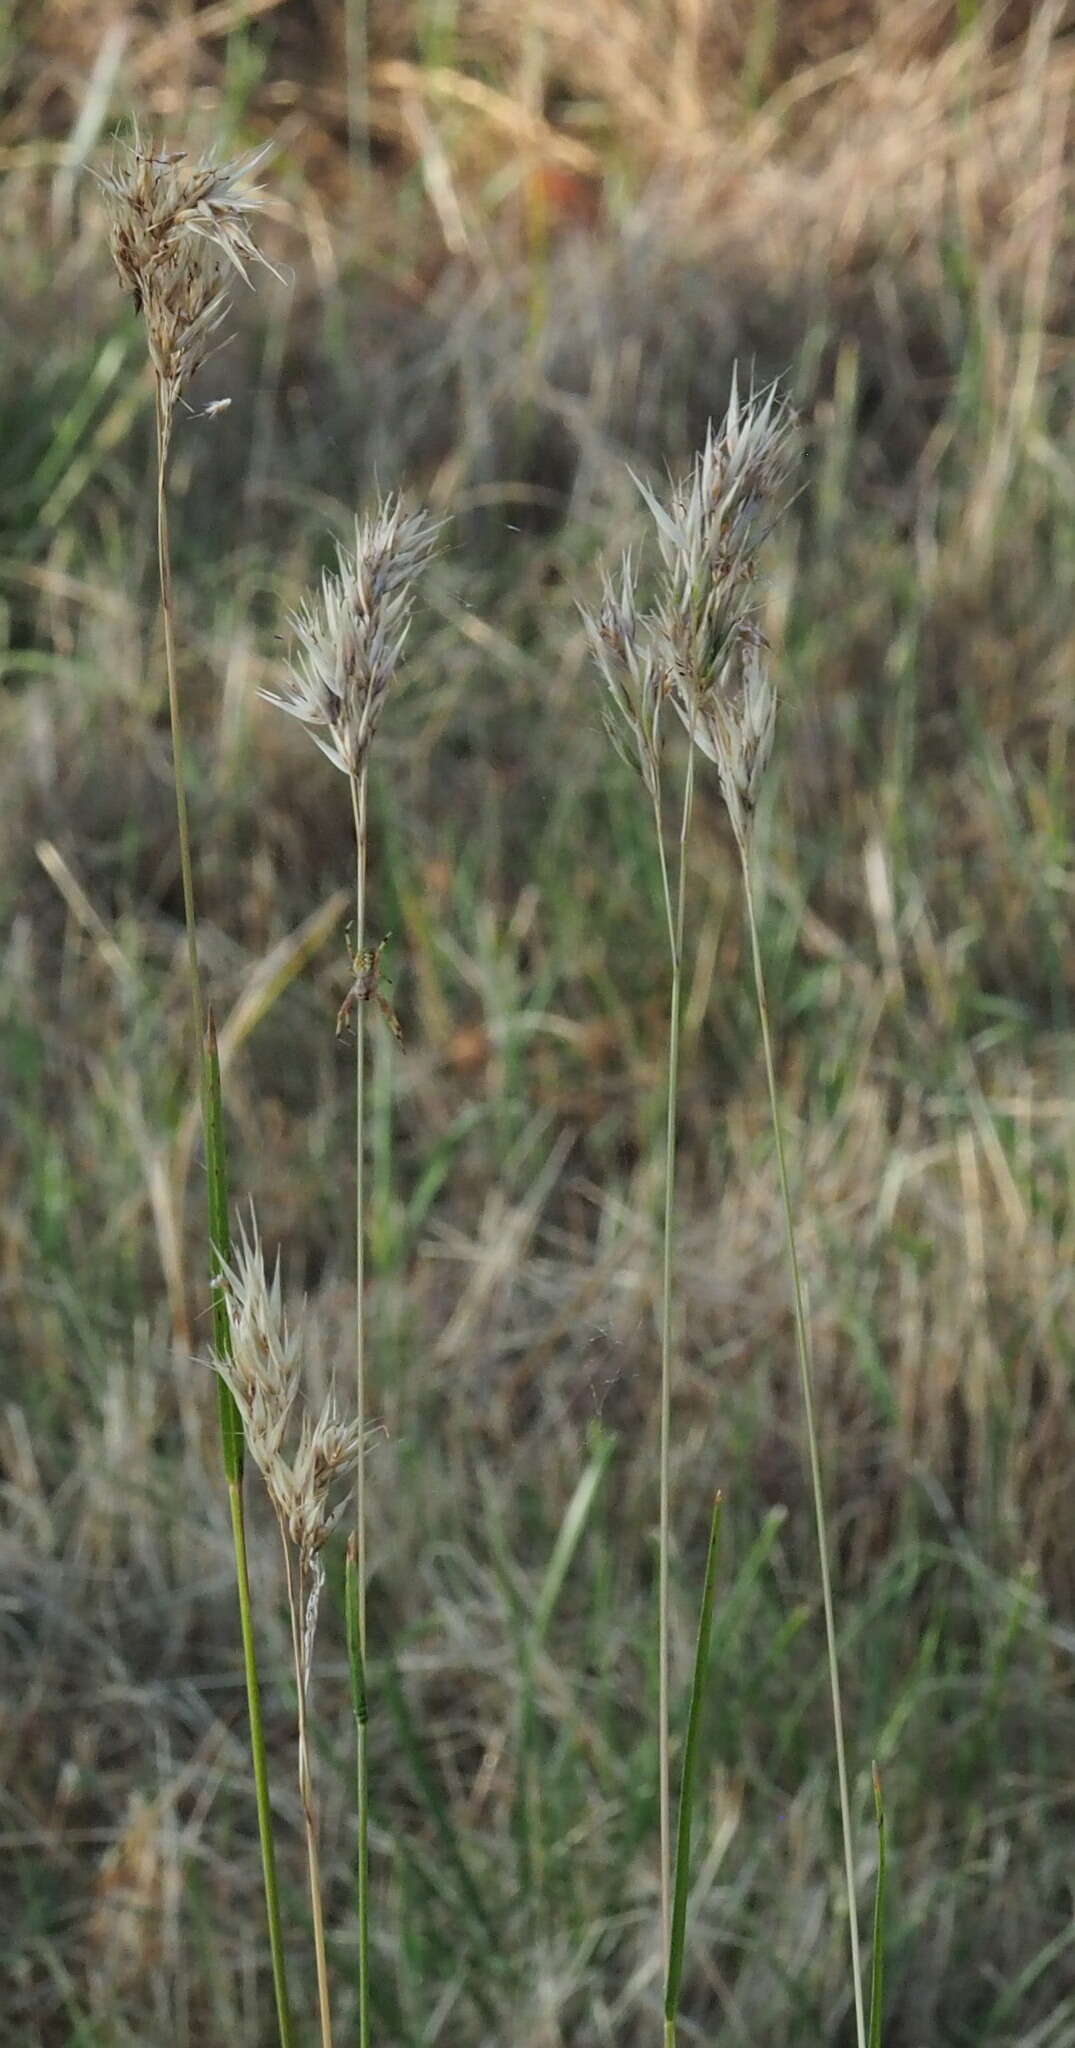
3,2,1075,2043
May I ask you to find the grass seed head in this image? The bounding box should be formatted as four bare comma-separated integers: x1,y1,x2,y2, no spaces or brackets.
579,549,663,799
588,368,796,846
656,372,795,845
212,1211,302,1488
264,497,442,780
211,1213,365,1582
100,131,278,435
273,1395,365,1567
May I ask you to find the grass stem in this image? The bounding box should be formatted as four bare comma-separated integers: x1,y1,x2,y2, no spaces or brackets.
650,742,696,1989
739,849,866,2048
283,1544,335,2048
664,1495,723,2035
348,766,371,2047
155,393,204,1060
868,1761,887,2046
156,391,294,2048
229,1479,295,2048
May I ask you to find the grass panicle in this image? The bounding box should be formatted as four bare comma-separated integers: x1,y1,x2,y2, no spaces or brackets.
263,499,443,782
101,130,279,452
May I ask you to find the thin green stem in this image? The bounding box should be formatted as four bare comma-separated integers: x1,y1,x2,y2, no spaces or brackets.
348,767,371,2048
229,1484,295,2048
650,742,696,1989
156,386,293,2048
739,848,866,2048
664,1494,722,2031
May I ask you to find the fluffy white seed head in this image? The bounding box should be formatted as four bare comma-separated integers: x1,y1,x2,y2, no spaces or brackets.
586,369,796,848
272,1396,365,1564
211,1213,364,1571
579,550,662,799
679,623,778,849
100,132,279,435
264,498,441,780
213,1213,302,1484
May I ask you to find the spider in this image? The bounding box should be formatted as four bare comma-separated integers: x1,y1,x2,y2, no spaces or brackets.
335,934,403,1045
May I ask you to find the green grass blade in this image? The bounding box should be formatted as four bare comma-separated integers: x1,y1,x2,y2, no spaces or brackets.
665,1493,723,2029
516,1426,615,1909
203,1007,244,1483
868,1761,886,2048
533,1426,615,1647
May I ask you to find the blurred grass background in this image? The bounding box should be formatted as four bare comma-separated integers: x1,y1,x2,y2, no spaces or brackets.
2,1,1075,2042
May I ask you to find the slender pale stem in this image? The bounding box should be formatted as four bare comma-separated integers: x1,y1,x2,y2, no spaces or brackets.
650,743,696,1989
155,392,204,1058
155,384,294,2048
348,767,371,2048
229,1482,295,2047
283,1543,335,2048
739,847,866,2048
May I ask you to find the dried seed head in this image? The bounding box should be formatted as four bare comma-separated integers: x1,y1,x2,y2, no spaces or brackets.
680,622,778,849
211,1212,365,1579
272,1395,365,1567
100,131,279,436
263,497,442,780
586,369,796,848
579,550,662,799
212,1212,302,1486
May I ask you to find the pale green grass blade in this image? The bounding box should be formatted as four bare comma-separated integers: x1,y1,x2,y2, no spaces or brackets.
520,1427,615,1905
983,1921,1075,2034
868,1761,886,2048
665,1492,723,2031
533,1426,615,1647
